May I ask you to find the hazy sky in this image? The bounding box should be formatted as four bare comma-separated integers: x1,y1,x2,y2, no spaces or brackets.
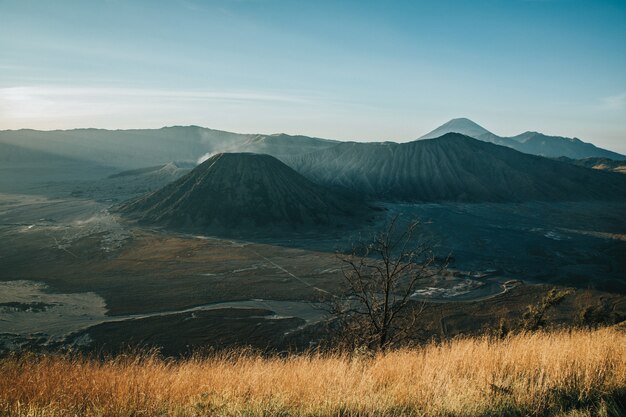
1,0,625,152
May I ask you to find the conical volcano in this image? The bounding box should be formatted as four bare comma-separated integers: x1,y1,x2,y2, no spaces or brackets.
118,152,366,234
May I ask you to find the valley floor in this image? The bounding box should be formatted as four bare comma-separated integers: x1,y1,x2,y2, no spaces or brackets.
1,327,624,417
1,190,625,354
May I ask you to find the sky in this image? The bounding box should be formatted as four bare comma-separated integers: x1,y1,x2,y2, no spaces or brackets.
0,0,625,153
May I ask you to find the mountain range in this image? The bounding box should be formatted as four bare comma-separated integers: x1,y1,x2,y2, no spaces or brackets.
1,119,623,177
420,118,625,160
3,121,626,211
0,127,338,170
114,133,626,236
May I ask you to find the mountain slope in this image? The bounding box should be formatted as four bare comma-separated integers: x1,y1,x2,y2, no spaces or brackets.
107,163,192,179
0,142,116,192
420,119,625,160
118,153,367,234
285,133,626,202
65,162,193,201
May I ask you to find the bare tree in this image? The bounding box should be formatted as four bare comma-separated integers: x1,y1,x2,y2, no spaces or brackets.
519,287,572,331
328,215,446,351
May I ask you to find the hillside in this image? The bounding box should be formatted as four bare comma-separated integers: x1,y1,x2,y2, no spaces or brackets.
286,133,626,202
556,156,626,174
2,328,623,417
118,153,367,234
0,142,116,192
62,162,192,201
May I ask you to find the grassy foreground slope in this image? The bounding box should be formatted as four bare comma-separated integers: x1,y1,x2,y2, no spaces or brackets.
1,328,624,417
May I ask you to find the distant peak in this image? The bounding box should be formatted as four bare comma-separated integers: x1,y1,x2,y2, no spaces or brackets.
440,118,489,130
448,117,476,123
420,117,494,140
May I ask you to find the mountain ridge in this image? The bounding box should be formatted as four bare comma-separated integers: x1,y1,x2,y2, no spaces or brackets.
2,122,623,172
0,127,339,170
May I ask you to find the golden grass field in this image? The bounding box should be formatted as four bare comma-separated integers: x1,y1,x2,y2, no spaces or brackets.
1,328,624,417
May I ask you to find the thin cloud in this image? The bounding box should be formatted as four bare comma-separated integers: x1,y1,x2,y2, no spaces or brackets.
600,92,626,111
0,85,327,130
0,86,313,122
0,86,309,104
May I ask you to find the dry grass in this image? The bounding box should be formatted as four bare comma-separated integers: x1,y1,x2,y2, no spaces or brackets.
1,328,624,417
